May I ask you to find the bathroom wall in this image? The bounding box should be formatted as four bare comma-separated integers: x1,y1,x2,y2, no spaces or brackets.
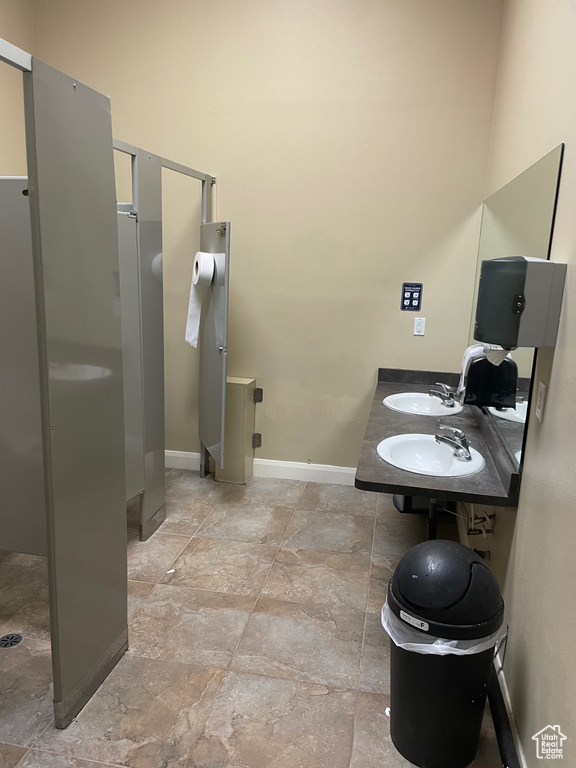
483,0,576,762
0,0,34,173
22,0,503,467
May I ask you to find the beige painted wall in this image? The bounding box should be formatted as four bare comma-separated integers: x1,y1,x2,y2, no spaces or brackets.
21,0,502,466
485,0,576,763
0,0,34,173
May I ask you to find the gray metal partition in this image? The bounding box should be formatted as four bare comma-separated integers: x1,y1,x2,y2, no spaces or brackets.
23,58,127,728
0,178,46,556
199,221,231,470
132,151,166,538
117,210,145,502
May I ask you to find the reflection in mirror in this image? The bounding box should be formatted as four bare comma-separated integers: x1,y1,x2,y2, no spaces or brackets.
468,145,563,470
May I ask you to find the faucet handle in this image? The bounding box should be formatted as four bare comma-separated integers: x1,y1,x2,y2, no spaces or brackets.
438,424,466,441
435,382,456,394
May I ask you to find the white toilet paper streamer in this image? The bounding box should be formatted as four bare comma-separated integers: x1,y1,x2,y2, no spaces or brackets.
185,251,216,348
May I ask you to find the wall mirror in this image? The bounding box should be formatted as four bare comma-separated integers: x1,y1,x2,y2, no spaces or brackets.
468,144,564,471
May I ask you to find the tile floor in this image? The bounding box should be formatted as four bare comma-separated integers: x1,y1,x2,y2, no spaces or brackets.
0,472,502,767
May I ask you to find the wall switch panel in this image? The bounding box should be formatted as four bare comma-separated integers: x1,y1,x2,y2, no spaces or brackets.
413,317,426,336
535,380,547,422
401,282,423,311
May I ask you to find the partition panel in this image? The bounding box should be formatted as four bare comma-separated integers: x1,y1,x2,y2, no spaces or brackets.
117,210,145,501
199,221,230,467
133,150,166,537
23,58,127,727
0,178,46,556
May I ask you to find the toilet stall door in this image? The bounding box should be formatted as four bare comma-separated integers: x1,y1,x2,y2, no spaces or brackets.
24,58,127,728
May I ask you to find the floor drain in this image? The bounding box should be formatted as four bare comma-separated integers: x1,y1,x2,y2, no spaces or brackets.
0,633,23,648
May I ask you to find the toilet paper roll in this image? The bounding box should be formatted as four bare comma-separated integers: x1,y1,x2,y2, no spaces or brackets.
193,251,214,287
185,252,215,348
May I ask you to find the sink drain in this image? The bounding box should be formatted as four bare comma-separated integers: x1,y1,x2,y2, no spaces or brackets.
0,633,23,648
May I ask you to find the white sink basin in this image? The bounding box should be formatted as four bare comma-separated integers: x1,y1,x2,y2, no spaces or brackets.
383,392,463,417
488,401,528,424
376,433,485,477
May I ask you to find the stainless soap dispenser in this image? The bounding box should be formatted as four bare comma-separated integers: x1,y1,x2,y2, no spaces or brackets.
474,256,567,348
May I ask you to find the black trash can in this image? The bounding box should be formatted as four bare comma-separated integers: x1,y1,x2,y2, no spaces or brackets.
384,540,504,768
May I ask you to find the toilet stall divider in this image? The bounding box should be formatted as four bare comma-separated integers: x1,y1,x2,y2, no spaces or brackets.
0,36,223,728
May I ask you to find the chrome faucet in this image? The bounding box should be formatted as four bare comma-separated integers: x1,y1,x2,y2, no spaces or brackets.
435,425,472,461
429,382,457,407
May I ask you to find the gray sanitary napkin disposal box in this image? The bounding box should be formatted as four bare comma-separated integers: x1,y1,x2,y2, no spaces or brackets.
474,256,567,348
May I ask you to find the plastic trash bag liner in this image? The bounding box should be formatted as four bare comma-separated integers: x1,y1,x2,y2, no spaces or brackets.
381,601,506,656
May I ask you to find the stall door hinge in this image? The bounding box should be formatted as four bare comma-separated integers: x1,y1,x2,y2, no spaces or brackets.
252,433,262,449
127,210,138,220
253,387,263,404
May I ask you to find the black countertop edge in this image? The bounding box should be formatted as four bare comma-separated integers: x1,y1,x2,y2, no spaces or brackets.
378,368,530,396
378,368,460,387
354,476,511,507
356,373,520,508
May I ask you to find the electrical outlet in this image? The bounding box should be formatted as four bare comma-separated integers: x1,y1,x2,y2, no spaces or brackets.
413,317,426,336
535,380,547,422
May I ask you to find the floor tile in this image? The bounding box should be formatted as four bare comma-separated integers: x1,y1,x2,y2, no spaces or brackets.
195,500,294,544
0,564,50,642
191,671,357,768
36,655,224,767
126,530,189,583
351,693,501,768
127,580,154,620
163,471,230,536
17,750,120,767
0,743,28,768
224,477,306,507
0,638,54,747
367,558,398,615
359,613,390,694
297,483,377,517
0,564,31,590
128,583,253,668
161,538,276,596
262,549,370,611
282,510,374,555
0,552,46,568
232,598,364,689
350,692,409,768
372,518,426,560
473,707,503,767
376,493,406,519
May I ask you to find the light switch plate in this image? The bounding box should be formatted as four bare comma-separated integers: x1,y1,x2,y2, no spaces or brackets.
535,381,547,422
413,317,426,336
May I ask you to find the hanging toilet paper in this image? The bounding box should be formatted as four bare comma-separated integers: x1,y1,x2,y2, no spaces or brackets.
484,345,511,366
185,251,215,348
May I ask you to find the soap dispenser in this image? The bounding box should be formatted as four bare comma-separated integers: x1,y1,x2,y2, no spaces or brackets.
474,256,566,348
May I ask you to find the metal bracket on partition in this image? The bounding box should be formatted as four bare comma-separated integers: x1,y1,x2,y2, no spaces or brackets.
252,433,262,449
253,388,263,404
217,223,227,237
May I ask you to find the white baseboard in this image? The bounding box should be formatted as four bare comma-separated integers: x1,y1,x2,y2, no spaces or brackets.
165,451,355,486
253,458,355,485
165,450,201,471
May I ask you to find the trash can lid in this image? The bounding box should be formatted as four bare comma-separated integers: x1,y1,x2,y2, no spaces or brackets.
387,540,504,640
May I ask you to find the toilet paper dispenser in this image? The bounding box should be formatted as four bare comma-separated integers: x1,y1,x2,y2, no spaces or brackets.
474,256,567,349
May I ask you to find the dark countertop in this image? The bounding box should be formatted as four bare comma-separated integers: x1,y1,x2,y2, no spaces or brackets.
355,370,520,506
